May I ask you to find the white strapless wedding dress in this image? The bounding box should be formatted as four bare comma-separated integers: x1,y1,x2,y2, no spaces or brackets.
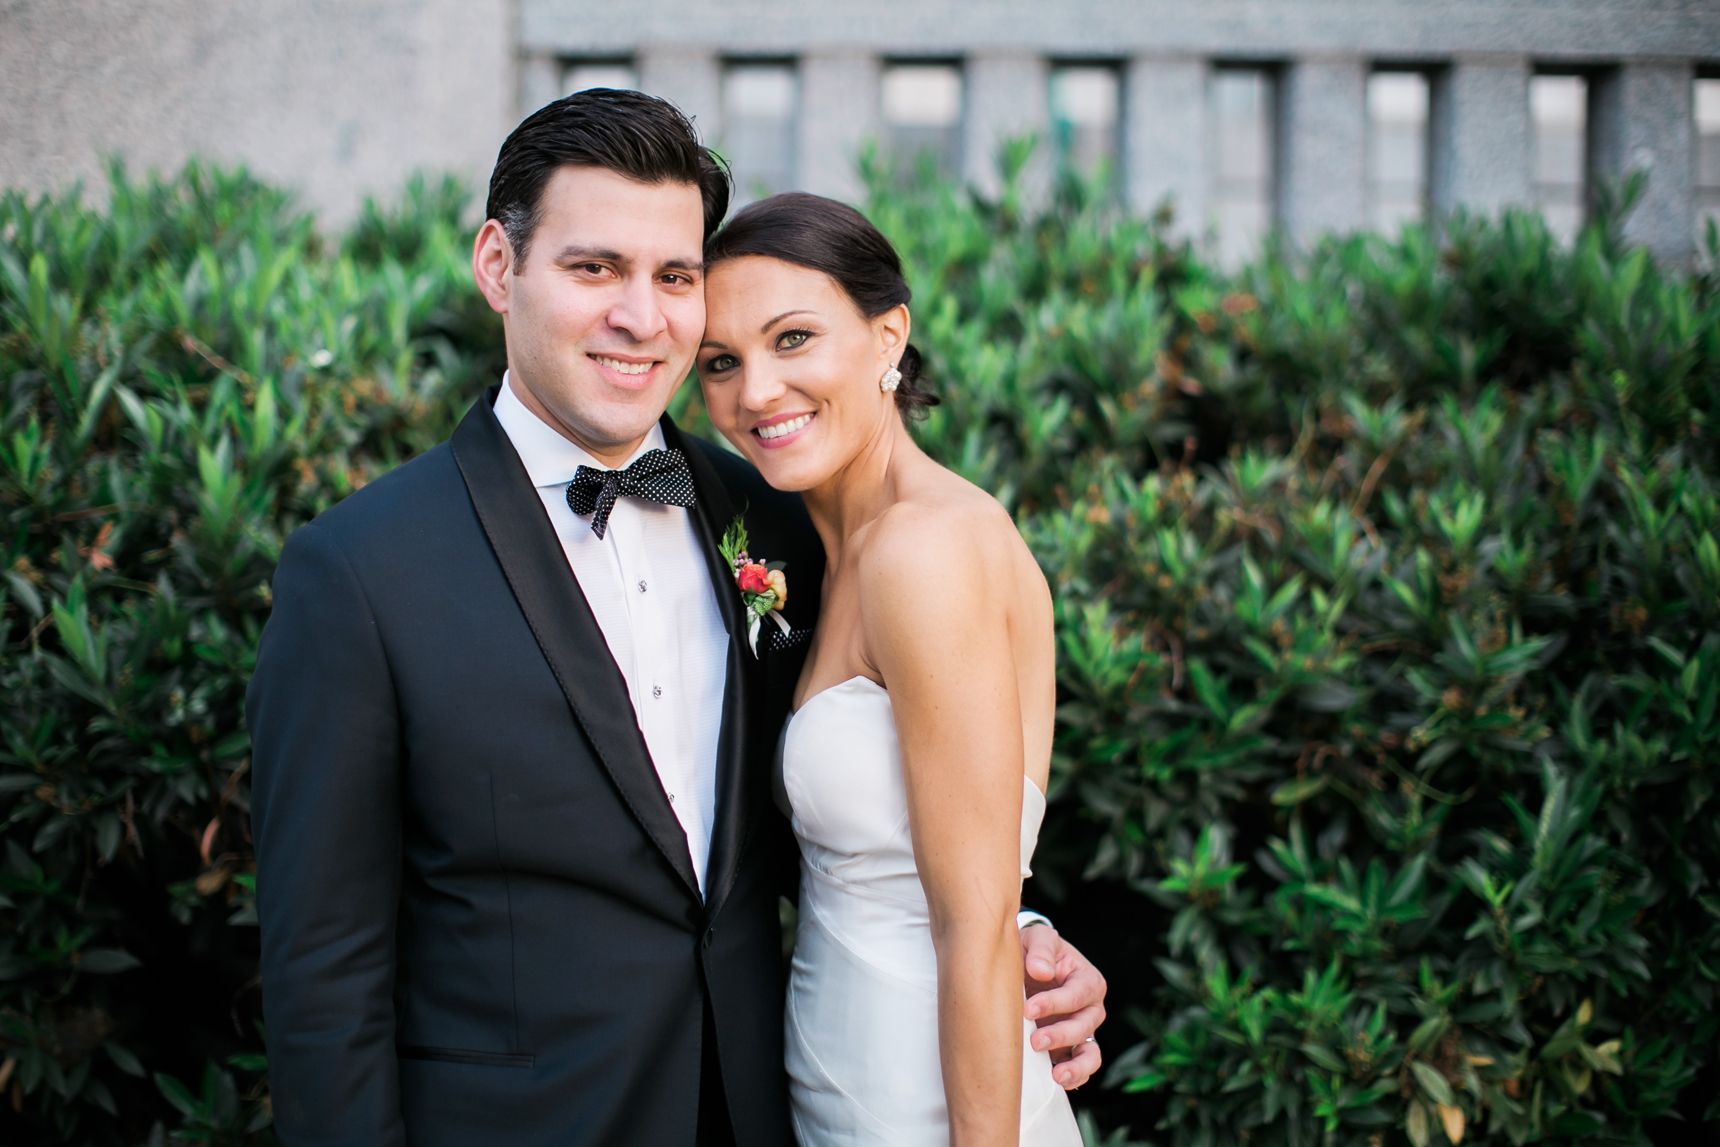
779,676,1082,1147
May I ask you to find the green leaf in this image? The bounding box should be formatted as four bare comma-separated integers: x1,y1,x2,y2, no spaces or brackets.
1187,658,1232,721
1411,1060,1456,1106
78,948,142,974
153,1071,198,1116
1409,1014,1449,1053
105,1042,146,1077
1272,775,1329,806
1301,1042,1347,1072
1298,679,1359,712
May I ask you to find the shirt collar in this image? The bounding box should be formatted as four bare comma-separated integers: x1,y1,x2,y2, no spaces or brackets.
493,370,668,489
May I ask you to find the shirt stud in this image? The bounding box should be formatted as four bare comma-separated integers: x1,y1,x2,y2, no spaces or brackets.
638,580,648,593
652,685,663,698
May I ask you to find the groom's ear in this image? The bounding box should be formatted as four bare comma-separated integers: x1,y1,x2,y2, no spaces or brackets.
472,218,517,315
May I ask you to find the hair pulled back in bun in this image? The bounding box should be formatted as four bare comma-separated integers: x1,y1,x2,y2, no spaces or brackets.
704,193,939,419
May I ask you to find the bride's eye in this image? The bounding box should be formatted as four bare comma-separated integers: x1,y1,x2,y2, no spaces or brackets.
703,354,739,373
777,330,811,351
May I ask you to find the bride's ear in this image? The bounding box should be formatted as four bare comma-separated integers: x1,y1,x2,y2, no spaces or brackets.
873,303,910,365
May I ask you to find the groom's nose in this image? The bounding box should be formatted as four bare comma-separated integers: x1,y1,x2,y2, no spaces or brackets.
603,275,669,344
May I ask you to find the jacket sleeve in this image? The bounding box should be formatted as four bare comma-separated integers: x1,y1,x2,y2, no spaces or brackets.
247,521,405,1146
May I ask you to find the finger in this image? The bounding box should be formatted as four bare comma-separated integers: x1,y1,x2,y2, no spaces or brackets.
1024,964,1105,1021
1027,1004,1104,1054
1052,1040,1102,1090
1019,924,1061,986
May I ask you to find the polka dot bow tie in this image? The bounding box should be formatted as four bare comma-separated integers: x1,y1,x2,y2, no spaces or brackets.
566,448,697,539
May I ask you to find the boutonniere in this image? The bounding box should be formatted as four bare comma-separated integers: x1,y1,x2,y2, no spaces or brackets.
719,516,791,657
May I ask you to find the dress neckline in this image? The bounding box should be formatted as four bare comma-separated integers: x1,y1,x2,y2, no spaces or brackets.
787,675,1050,805
790,674,884,719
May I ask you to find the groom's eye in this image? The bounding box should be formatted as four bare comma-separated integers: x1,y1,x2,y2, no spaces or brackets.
703,354,739,373
777,330,811,351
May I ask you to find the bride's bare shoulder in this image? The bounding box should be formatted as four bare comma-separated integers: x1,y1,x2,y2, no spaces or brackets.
857,475,1027,607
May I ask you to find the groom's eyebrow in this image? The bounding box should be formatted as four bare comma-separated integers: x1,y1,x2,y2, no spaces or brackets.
552,245,625,265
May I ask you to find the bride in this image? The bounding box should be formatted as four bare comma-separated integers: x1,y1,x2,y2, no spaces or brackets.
697,193,1085,1147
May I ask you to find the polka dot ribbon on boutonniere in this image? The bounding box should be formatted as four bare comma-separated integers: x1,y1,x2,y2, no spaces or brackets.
718,515,790,657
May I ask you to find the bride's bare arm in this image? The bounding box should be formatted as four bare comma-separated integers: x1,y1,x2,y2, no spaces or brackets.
861,507,1026,1147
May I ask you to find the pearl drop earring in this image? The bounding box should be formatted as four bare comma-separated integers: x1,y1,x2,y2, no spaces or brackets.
880,366,902,393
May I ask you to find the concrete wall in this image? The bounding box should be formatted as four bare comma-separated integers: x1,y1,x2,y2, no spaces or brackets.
4,0,1719,255
0,0,512,225
1429,57,1534,218
1277,57,1369,245
1589,59,1698,262
519,0,1720,60
1125,56,1208,234
520,0,1720,261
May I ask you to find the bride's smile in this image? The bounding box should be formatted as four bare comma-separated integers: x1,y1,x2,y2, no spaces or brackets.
752,410,815,445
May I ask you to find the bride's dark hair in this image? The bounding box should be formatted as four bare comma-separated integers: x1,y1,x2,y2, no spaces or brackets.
703,193,940,419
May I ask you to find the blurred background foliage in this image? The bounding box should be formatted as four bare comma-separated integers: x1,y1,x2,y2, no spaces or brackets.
1,148,1717,1144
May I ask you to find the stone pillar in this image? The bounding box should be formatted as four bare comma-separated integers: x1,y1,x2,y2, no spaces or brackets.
639,47,723,147
1124,55,1208,237
798,51,880,203
1429,55,1531,218
1277,56,1368,243
1589,58,1696,264
518,53,560,119
962,52,1050,199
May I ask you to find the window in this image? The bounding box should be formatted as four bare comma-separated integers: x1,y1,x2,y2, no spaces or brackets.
881,63,964,181
723,63,798,204
563,61,637,97
1697,78,1720,258
1530,74,1587,244
1049,65,1121,178
1208,68,1276,269
1367,71,1430,233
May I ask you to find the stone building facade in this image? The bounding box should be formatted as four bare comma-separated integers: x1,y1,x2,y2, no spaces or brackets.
4,0,1719,262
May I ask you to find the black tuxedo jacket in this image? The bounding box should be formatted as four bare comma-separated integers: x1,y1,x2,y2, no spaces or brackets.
247,387,824,1145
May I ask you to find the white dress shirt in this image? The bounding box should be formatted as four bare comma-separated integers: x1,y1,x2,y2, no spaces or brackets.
493,374,731,893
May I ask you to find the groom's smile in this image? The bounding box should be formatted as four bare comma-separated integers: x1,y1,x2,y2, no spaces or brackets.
590,353,659,378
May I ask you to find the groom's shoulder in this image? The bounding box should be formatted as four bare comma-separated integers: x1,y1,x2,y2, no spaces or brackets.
290,442,464,557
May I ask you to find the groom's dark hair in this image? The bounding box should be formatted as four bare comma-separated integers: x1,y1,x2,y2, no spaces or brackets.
485,88,731,263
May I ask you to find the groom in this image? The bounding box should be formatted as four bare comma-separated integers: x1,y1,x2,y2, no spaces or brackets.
248,88,1104,1146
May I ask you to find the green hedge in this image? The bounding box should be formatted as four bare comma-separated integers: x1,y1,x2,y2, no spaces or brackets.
0,163,498,1142
1,152,1717,1144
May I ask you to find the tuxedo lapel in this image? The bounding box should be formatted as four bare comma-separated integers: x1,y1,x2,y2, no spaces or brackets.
661,418,757,915
451,389,701,901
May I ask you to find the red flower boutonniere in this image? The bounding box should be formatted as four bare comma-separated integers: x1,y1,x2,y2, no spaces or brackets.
720,516,790,656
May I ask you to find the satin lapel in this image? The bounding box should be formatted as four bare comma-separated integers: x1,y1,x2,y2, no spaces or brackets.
452,390,701,901
661,418,755,914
